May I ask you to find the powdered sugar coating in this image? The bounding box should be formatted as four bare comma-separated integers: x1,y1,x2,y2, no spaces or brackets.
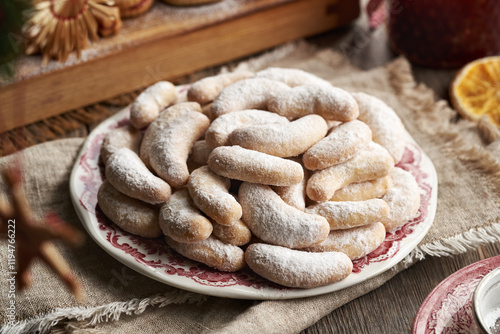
205,109,289,149
268,84,359,121
304,222,386,260
130,81,177,129
305,199,390,230
208,146,304,186
105,148,171,205
209,78,289,120
159,188,213,243
254,67,332,87
245,243,353,288
303,120,372,170
98,180,162,238
380,167,421,231
188,166,242,226
150,111,210,188
187,71,254,105
166,235,245,272
239,182,329,248
352,92,406,163
229,114,328,158
330,175,393,201
100,126,142,165
307,142,394,201
140,102,202,167
212,219,252,246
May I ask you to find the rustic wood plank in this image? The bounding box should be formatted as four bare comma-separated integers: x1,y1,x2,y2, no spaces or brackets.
0,0,359,133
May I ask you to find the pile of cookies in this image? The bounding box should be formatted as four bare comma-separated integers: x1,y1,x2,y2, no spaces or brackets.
97,68,421,289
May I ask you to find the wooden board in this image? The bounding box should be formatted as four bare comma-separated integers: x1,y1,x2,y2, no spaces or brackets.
0,0,359,133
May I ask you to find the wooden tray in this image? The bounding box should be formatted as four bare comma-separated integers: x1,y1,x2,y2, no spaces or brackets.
0,0,359,133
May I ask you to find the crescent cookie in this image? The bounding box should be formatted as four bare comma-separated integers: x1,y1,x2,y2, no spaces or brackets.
100,126,142,165
165,235,245,272
330,175,393,202
307,142,394,202
239,182,329,249
380,167,421,231
105,147,171,205
352,92,407,163
267,84,359,121
159,189,213,244
140,102,202,167
97,180,162,238
205,109,289,149
188,166,242,226
304,222,386,260
211,219,252,246
209,78,289,120
150,110,210,188
245,243,353,288
187,71,254,105
208,146,304,186
229,114,328,158
254,67,332,87
305,199,390,230
303,120,372,170
130,81,177,129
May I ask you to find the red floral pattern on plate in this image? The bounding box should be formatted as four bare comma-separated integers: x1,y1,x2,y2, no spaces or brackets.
413,255,500,334
75,108,434,291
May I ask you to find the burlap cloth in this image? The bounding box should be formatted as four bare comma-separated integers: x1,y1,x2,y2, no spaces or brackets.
1,41,499,333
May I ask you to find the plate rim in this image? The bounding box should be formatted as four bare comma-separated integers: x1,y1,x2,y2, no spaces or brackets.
70,105,438,300
412,255,500,333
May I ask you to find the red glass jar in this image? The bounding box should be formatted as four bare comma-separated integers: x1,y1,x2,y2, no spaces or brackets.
387,0,500,68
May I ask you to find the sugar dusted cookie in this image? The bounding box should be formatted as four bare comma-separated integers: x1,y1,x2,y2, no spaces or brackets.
130,81,177,129
245,243,352,288
305,199,390,230
304,222,386,260
352,92,407,163
303,120,372,170
187,71,254,105
205,109,289,149
208,146,304,186
98,180,162,238
380,167,421,231
159,189,213,243
209,78,288,120
229,114,328,158
239,182,329,249
105,148,171,205
166,235,245,272
268,85,359,121
307,142,394,202
330,175,393,202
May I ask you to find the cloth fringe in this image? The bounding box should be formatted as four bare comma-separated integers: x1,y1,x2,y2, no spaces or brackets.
0,290,207,334
403,222,500,265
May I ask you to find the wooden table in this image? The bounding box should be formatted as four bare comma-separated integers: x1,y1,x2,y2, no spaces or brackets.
302,11,500,334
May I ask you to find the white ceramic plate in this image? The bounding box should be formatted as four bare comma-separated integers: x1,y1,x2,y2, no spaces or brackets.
70,98,438,300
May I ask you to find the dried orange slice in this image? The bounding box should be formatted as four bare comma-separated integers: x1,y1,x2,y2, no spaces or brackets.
450,56,500,128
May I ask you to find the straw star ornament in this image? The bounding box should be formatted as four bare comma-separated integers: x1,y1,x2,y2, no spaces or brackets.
23,0,122,64
0,165,86,301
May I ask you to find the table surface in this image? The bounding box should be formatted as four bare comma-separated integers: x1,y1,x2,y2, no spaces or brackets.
2,3,499,333
302,10,500,334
